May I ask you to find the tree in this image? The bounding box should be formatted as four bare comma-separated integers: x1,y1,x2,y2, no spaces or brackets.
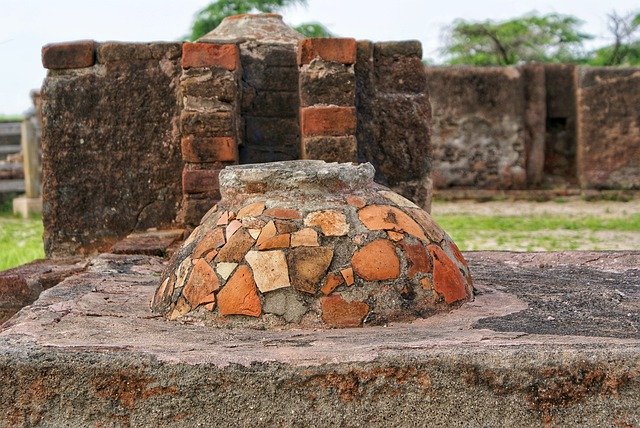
441,13,592,66
188,0,332,41
588,11,640,66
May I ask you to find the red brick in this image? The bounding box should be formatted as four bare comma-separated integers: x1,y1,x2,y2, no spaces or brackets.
182,167,221,195
181,136,238,163
301,106,356,137
182,43,239,71
42,40,95,70
297,38,357,65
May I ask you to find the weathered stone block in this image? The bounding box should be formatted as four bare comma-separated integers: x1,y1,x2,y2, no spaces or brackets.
299,60,355,107
182,43,240,71
96,42,182,63
302,136,357,162
182,167,222,195
180,68,237,101
373,40,422,59
576,67,640,189
180,111,235,136
41,53,183,256
300,106,356,137
520,63,546,186
181,136,238,163
241,90,299,117
298,38,357,65
42,40,95,69
178,194,219,226
373,53,427,94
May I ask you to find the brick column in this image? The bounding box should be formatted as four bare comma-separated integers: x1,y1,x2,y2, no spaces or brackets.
178,43,242,226
298,38,357,162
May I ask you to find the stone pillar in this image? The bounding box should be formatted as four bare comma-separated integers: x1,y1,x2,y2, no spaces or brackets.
178,42,242,227
298,38,358,162
12,118,42,218
520,63,546,187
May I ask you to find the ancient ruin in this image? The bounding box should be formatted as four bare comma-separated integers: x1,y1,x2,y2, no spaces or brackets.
153,161,471,327
0,13,638,427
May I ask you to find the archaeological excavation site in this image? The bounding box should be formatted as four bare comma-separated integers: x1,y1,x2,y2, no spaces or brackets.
0,13,638,427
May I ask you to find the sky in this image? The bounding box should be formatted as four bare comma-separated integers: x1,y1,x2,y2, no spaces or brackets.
0,0,638,115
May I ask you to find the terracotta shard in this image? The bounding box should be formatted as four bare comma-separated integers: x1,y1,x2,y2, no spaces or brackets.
274,220,298,234
406,208,445,242
288,246,334,294
387,231,404,242
321,294,369,327
378,190,419,208
216,228,255,263
244,250,290,293
321,272,344,295
217,265,261,317
256,220,277,246
237,201,265,219
351,239,400,281
399,241,433,278
304,210,349,236
167,296,191,321
193,228,225,259
263,207,301,219
346,195,366,208
340,267,355,286
216,262,238,280
225,219,242,240
358,205,427,242
257,233,291,250
183,258,220,307
291,228,319,247
428,245,468,304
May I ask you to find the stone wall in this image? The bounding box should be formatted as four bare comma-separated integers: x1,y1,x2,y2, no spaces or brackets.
576,68,640,189
425,66,527,190
41,41,184,256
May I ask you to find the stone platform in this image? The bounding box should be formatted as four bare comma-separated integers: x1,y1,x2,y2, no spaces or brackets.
1,251,638,427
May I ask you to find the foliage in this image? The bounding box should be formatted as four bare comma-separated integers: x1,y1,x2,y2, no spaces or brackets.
587,11,640,66
188,0,331,40
0,115,23,123
441,12,592,65
0,212,44,271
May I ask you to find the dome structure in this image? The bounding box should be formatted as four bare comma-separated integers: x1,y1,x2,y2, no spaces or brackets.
152,161,472,328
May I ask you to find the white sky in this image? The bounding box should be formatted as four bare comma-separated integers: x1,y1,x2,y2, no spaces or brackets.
0,0,638,114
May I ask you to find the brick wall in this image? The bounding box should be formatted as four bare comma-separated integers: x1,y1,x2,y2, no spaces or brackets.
178,43,242,226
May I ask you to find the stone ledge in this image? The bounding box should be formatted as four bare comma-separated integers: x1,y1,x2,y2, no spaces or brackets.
0,251,638,426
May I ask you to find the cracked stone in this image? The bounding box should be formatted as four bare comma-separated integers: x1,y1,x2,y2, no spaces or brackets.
245,250,290,293
352,239,400,281
304,210,349,236
288,247,334,294
217,265,261,317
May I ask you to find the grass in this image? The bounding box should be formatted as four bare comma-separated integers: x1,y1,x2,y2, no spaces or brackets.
0,200,45,271
435,213,640,251
0,114,23,123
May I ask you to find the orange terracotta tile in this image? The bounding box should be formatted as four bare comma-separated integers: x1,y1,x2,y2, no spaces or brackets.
406,208,445,242
217,265,261,317
304,210,349,236
192,228,225,259
257,233,291,250
321,272,344,295
225,219,242,240
216,211,230,226
358,205,427,242
351,239,400,281
203,299,216,311
428,245,468,304
387,231,404,241
263,207,301,219
399,241,433,278
291,228,319,247
420,277,433,290
244,250,290,293
256,220,277,246
274,219,298,234
236,201,265,219
215,228,255,263
183,258,220,308
167,296,191,321
321,294,369,327
340,267,355,286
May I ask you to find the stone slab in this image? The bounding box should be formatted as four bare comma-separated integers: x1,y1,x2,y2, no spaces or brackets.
0,251,638,426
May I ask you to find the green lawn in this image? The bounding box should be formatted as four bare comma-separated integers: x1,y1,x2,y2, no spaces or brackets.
0,203,45,271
